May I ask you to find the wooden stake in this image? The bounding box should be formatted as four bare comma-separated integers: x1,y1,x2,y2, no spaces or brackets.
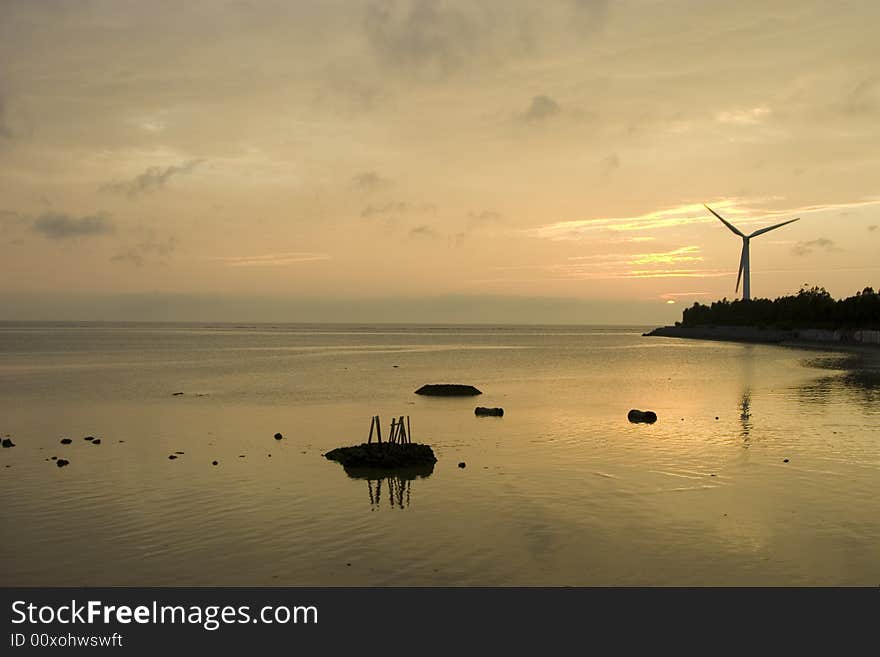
406,416,412,444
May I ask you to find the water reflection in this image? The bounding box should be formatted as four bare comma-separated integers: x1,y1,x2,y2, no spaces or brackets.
797,353,880,413
342,464,435,510
739,390,752,441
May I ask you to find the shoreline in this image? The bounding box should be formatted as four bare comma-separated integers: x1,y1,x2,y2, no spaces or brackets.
644,325,880,357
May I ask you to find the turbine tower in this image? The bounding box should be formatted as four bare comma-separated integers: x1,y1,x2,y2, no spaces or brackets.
704,205,799,301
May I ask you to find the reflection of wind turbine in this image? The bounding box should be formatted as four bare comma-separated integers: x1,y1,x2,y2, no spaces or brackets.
705,205,799,300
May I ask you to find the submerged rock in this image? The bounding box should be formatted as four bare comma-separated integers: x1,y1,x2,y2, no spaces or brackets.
56,459,70,468
415,384,482,396
475,406,504,417
627,409,658,424
325,443,437,468
1,438,15,448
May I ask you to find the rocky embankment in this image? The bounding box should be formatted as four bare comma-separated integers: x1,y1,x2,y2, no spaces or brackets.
645,325,880,347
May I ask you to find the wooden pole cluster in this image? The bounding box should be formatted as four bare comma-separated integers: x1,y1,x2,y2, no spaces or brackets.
368,414,412,446
388,415,412,445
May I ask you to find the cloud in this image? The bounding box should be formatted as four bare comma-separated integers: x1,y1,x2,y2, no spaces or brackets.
363,0,483,76
31,212,114,239
845,76,880,115
600,154,620,174
211,252,330,267
0,94,12,140
362,1,609,77
490,245,721,282
716,106,771,125
408,224,437,238
791,238,839,256
101,159,203,198
110,237,177,267
522,95,561,122
532,198,880,240
361,200,434,218
351,170,391,191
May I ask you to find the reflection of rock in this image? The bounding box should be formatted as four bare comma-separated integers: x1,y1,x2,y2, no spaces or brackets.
627,409,658,424
415,384,482,396
325,443,437,468
340,462,435,481
475,406,503,416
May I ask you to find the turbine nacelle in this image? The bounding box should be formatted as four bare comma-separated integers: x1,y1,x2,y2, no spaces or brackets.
704,204,800,300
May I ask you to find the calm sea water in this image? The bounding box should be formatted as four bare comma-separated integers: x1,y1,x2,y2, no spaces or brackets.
1,322,878,586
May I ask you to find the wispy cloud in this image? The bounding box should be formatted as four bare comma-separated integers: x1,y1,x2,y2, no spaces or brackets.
521,95,561,122
716,106,771,125
531,198,880,240
791,237,840,256
361,201,434,218
351,170,390,191
111,237,177,267
408,224,437,238
32,212,114,239
212,252,330,267
101,159,203,198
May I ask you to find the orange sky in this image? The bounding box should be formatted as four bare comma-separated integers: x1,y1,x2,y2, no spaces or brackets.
1,1,878,323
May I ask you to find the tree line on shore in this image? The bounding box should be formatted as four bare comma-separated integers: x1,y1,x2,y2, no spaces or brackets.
680,286,880,329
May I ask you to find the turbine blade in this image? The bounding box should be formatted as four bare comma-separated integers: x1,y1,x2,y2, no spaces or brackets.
736,242,746,293
704,204,745,237
749,217,800,238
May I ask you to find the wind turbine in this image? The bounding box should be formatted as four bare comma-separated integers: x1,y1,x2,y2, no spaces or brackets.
704,205,799,301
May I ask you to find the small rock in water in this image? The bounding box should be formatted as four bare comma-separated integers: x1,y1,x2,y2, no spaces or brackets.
415,383,482,397
783,458,789,463
1,438,15,448
715,416,719,420
239,455,246,458
212,460,219,466
84,436,95,441
267,454,272,457
458,462,466,468
56,459,70,468
175,451,184,455
172,392,184,396
60,438,72,445
168,455,177,460
51,456,57,460
475,407,504,417
627,409,658,424
92,439,101,445
274,433,283,440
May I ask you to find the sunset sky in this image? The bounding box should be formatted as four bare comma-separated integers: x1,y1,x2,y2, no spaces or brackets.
1,0,878,323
